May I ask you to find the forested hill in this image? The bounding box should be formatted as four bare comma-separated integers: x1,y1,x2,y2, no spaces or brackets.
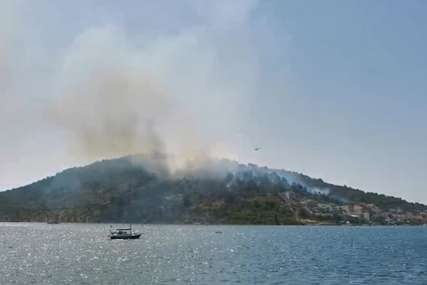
0,155,426,225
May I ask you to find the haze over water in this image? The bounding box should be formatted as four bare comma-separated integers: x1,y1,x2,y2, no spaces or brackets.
0,223,426,284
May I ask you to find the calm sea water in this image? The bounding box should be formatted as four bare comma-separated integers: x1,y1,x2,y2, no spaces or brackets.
0,223,426,284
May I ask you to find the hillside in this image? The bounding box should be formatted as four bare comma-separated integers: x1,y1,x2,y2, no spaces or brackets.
0,155,426,225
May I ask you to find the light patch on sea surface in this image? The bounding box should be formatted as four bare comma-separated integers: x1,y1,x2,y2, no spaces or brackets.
0,223,426,284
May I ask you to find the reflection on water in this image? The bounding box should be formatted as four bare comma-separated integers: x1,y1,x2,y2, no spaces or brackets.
0,223,426,284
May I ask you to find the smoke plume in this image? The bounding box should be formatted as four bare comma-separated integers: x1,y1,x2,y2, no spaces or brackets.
50,21,253,174
51,27,171,161
0,0,262,188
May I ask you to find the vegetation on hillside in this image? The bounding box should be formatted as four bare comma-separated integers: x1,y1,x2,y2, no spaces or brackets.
0,156,426,225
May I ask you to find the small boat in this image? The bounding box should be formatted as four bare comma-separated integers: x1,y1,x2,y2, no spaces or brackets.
109,224,141,240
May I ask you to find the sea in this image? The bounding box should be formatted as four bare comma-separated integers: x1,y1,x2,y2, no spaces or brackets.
0,223,426,284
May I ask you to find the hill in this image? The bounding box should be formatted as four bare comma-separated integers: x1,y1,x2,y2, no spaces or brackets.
0,155,426,225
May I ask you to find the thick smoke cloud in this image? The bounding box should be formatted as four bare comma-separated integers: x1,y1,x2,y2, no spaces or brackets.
52,27,171,160
47,2,260,174
0,0,267,187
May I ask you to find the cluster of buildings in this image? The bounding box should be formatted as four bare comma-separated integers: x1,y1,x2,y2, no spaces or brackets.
278,191,427,225
338,203,427,225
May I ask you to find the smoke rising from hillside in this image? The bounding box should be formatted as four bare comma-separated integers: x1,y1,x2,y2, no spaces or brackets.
52,27,171,161
0,0,264,186
50,10,258,173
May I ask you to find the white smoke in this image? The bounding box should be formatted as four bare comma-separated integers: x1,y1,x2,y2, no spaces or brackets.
0,0,269,188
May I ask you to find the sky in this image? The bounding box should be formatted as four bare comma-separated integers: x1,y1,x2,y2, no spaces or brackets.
1,0,426,204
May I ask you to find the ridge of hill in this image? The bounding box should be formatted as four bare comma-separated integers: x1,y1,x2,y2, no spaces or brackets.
0,155,426,225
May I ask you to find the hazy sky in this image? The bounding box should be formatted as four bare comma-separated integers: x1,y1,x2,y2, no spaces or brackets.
1,0,426,204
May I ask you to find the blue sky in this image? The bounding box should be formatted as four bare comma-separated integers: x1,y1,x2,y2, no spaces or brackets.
1,0,426,203
243,1,427,202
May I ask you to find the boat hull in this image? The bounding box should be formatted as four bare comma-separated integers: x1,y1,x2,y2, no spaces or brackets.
110,234,141,240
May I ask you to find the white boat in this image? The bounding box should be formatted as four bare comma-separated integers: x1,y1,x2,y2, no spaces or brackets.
109,224,141,240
